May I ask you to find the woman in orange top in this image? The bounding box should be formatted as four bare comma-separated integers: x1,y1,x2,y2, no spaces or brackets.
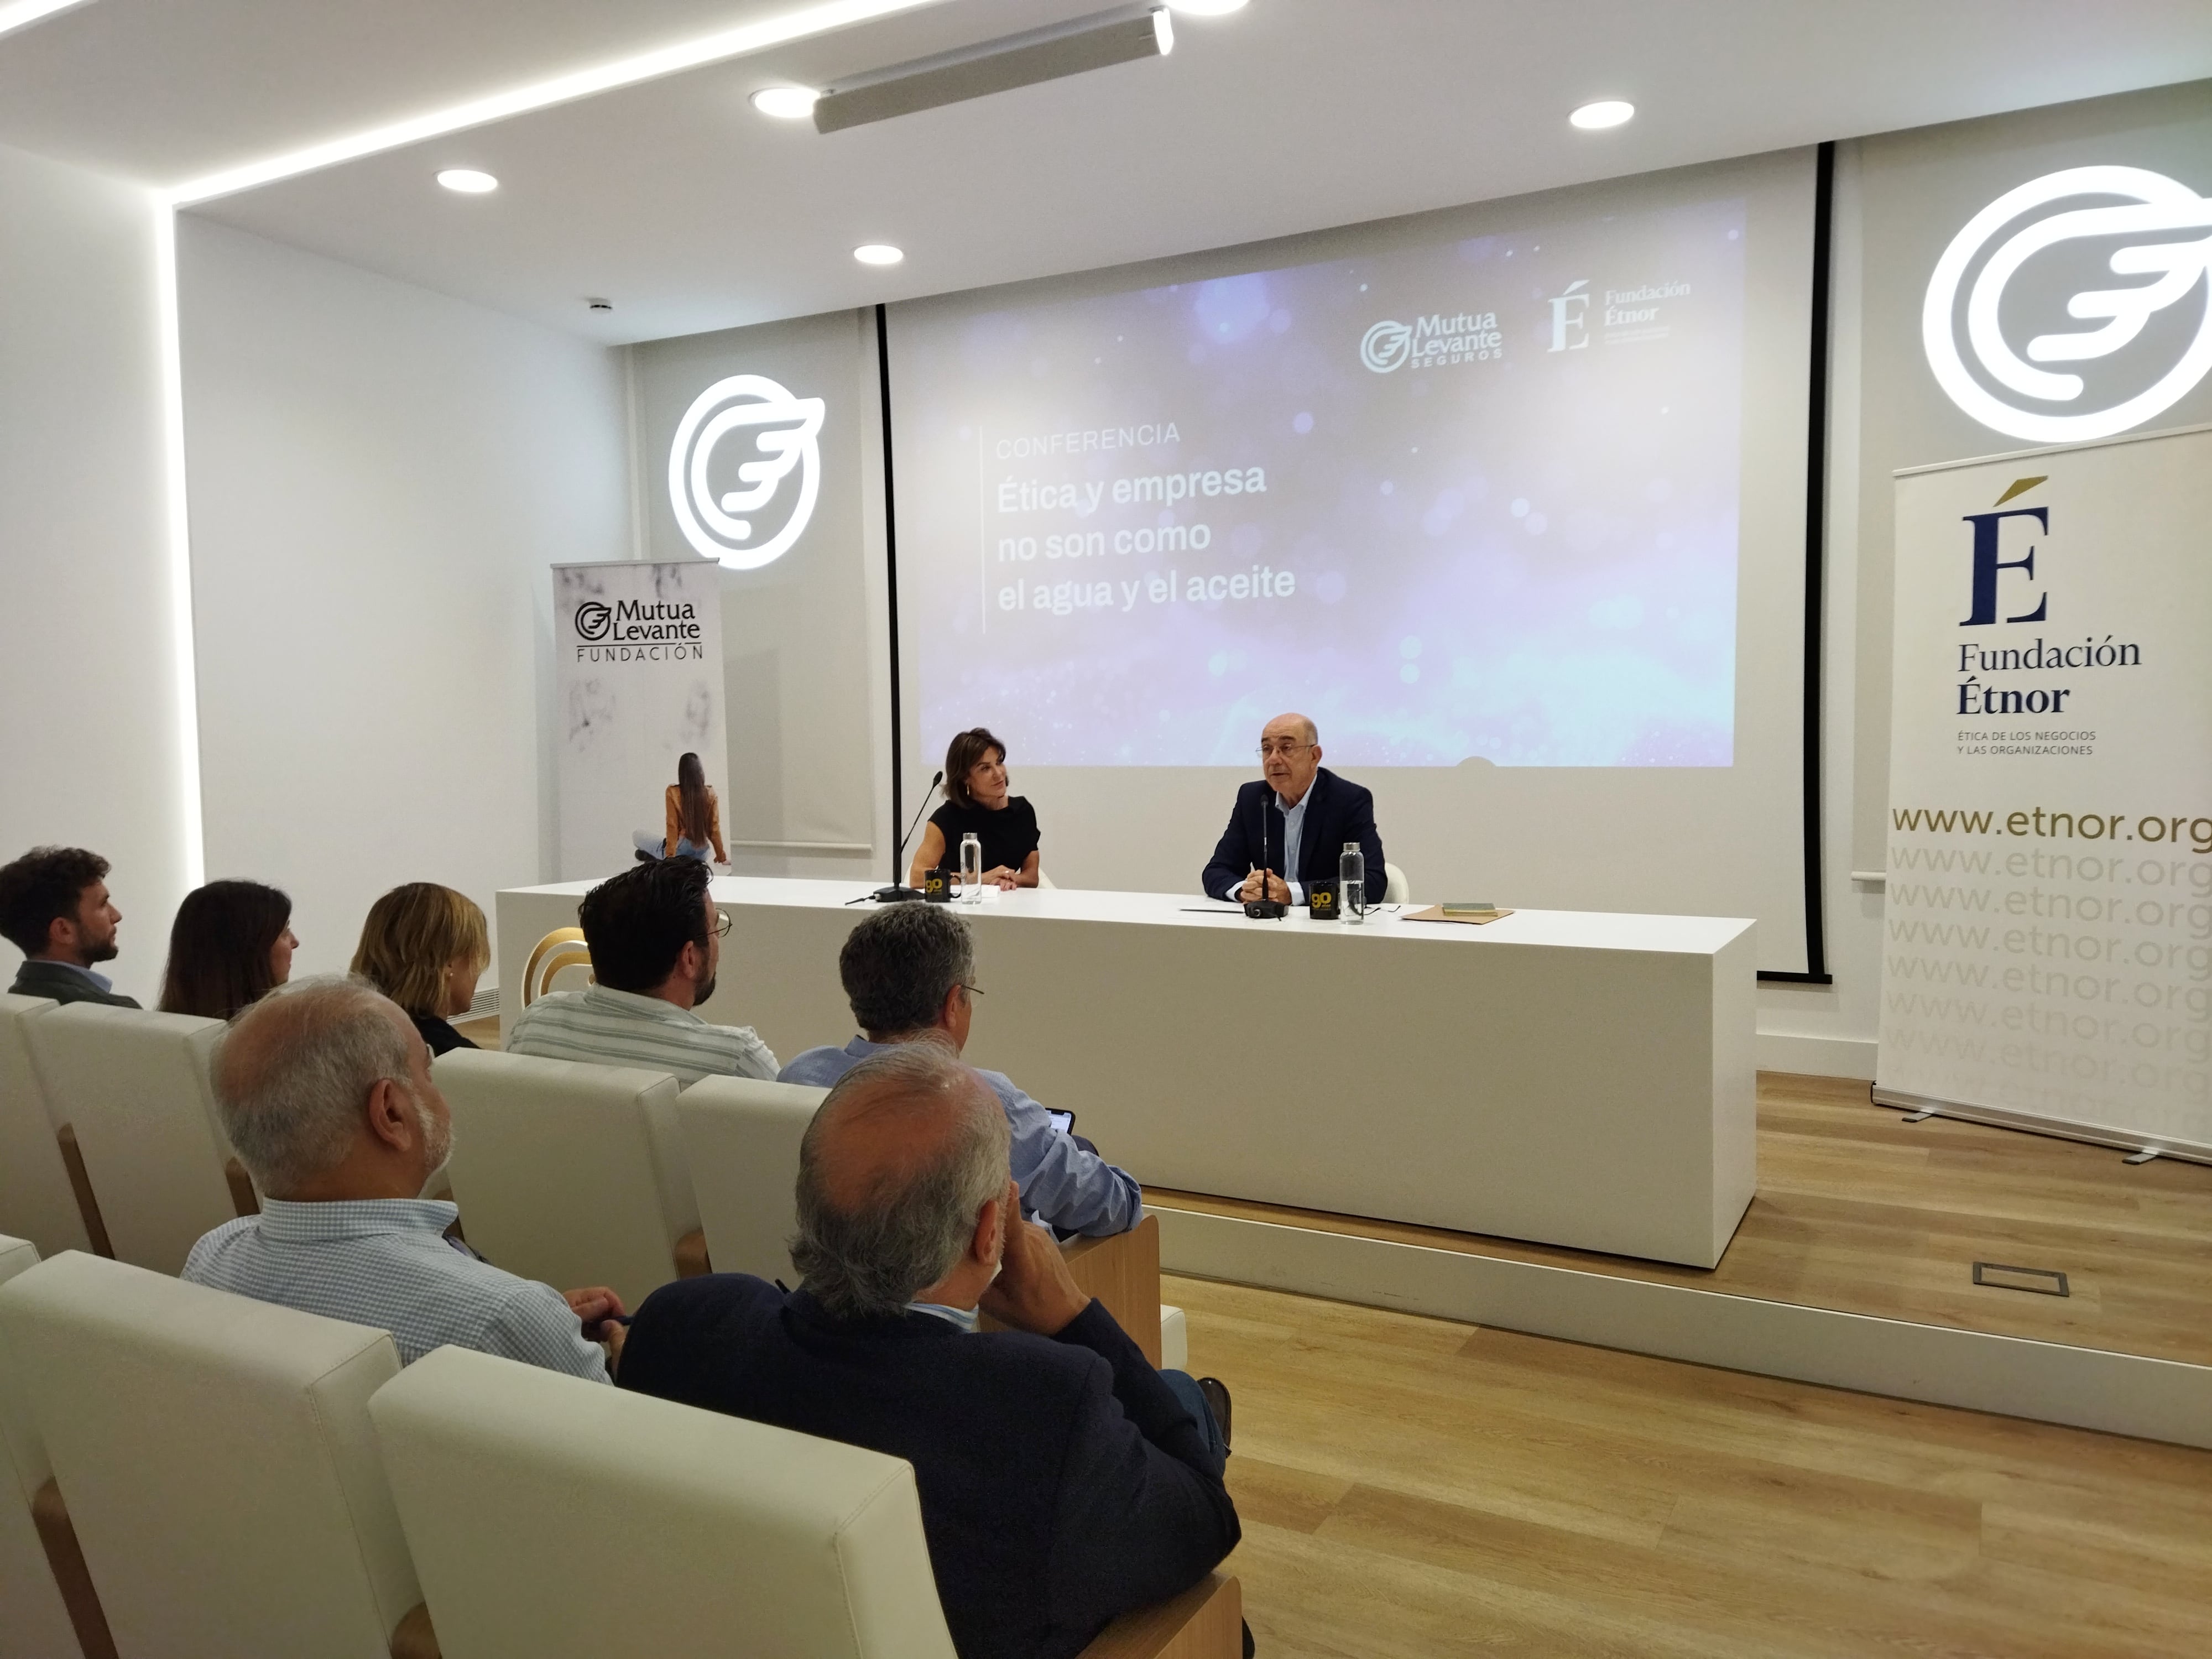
659,750,728,864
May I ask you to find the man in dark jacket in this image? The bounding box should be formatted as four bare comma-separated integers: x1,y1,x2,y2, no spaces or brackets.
1,846,139,1008
619,1044,1239,1659
1203,712,1386,904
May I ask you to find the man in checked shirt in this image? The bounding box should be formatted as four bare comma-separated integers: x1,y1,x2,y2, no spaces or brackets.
185,977,624,1379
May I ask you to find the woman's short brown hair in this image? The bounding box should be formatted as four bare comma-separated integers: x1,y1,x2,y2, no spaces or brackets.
941,728,1008,807
350,883,490,1018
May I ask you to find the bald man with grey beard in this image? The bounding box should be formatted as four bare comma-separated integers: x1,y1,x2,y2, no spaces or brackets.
618,1045,1240,1659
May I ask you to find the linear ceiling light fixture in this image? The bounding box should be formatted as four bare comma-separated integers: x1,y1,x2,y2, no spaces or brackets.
165,0,945,205
0,0,95,43
812,4,1171,134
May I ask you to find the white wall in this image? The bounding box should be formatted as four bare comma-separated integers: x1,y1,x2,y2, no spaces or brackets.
0,141,191,1006
625,309,889,880
1760,82,2212,1082
176,217,630,987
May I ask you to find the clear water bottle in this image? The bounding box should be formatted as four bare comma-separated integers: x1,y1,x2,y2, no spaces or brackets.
1340,841,1365,924
960,832,983,899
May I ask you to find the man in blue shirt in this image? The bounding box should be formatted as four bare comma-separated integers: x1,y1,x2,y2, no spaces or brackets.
185,977,621,1379
780,904,1141,1237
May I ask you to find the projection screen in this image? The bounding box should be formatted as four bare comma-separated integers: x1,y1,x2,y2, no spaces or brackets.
890,148,1820,972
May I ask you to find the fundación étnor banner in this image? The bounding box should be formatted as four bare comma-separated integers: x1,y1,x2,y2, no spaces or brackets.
553,560,728,879
1877,424,2212,1156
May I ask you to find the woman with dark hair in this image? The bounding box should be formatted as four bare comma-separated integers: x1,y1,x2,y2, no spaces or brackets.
634,752,728,865
906,727,1041,891
158,879,295,1021
351,882,492,1056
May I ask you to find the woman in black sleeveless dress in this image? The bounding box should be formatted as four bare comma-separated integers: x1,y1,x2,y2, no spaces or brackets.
906,727,1041,890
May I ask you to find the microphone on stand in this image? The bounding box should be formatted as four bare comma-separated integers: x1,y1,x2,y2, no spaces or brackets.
869,770,945,903
1244,786,1286,920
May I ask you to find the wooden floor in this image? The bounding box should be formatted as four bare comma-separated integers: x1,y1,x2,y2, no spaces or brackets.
1177,1272,2212,1659
1151,1073,2212,1366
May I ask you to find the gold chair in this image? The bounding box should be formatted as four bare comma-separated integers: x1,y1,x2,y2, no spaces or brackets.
522,928,593,1006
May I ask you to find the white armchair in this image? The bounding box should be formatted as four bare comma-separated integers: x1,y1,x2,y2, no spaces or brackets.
435,1047,704,1310
372,1344,953,1658
23,1004,238,1274
369,1345,1240,1659
672,1074,825,1281
0,998,94,1260
0,1250,433,1658
0,1234,99,1659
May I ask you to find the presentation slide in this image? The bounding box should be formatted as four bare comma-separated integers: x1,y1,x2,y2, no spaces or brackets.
894,195,1747,768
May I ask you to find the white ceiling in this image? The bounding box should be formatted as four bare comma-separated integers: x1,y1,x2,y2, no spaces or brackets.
4,1,2210,343
0,0,862,184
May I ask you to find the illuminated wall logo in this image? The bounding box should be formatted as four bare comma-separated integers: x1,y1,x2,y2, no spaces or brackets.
1923,166,2212,444
667,374,826,569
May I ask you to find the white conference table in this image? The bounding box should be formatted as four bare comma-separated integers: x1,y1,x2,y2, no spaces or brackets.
497,878,1756,1269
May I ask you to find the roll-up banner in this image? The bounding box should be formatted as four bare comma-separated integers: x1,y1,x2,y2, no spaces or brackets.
1877,424,2212,1160
553,560,729,879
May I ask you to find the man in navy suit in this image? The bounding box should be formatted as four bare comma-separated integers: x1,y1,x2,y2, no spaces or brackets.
618,1044,1239,1659
1202,712,1386,904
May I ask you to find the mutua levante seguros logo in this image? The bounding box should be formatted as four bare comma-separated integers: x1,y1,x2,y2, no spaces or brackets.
1360,310,1503,373
667,373,826,570
1924,166,2212,444
1952,474,2138,728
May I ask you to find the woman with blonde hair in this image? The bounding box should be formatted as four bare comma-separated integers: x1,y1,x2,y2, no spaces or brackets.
351,883,491,1055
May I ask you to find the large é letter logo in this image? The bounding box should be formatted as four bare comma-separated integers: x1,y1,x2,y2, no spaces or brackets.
1548,281,1589,352
1959,506,2048,627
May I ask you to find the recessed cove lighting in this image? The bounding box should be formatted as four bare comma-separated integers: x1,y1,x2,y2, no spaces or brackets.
853,243,904,266
1569,99,1635,131
751,85,819,118
166,0,941,206
0,0,95,43
436,168,499,193
1167,0,1247,14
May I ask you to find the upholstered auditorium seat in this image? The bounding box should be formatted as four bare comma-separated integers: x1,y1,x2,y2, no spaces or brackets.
372,1344,951,1657
672,1074,823,1281
0,1235,101,1659
370,1345,1241,1659
0,1251,434,1659
434,1048,703,1310
0,998,94,1261
23,1005,237,1274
